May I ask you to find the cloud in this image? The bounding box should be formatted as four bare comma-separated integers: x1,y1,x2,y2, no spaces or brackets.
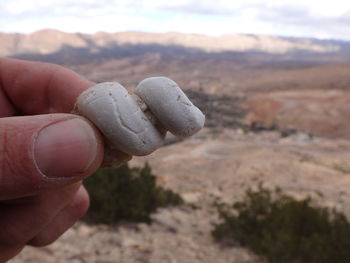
1,0,350,39
152,0,350,18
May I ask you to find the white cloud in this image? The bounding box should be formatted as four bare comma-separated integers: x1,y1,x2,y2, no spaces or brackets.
1,0,350,39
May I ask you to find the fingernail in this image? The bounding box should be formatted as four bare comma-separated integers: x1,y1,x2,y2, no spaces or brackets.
34,118,99,178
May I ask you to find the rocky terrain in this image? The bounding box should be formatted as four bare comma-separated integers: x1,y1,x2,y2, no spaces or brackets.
245,88,350,138
11,128,350,263
4,30,350,262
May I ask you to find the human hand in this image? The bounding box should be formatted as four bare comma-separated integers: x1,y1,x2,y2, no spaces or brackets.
0,58,104,262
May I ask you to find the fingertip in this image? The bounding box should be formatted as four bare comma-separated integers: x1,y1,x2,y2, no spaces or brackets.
0,114,104,199
28,186,90,247
34,117,105,179
0,58,95,114
73,186,90,219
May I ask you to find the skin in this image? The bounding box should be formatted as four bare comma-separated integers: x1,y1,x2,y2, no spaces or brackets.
0,58,105,262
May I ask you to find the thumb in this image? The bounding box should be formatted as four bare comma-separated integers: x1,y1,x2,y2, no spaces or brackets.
0,114,104,200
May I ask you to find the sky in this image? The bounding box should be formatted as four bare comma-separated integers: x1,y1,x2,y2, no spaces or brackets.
1,0,350,40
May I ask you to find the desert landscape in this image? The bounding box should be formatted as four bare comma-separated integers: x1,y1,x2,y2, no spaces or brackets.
5,30,350,262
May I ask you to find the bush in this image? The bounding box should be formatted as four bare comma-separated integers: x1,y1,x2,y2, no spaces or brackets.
84,163,183,224
212,185,350,263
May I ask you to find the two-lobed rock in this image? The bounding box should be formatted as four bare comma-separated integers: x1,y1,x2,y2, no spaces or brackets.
136,77,205,138
75,77,205,159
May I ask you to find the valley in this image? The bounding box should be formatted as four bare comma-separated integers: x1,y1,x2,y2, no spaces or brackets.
5,30,350,263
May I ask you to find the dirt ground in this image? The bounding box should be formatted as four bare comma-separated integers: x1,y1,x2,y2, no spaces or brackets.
11,128,350,263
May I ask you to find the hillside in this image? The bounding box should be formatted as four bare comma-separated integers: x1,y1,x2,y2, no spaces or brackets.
0,29,344,57
5,29,350,263
13,128,350,263
2,30,350,138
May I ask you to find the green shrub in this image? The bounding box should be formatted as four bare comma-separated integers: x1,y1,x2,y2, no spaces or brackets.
84,163,183,224
212,185,350,263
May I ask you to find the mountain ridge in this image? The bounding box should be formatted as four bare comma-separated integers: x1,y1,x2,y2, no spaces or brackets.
2,29,350,140
0,29,345,58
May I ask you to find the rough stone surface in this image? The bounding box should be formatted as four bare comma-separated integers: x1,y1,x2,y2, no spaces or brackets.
136,77,205,138
75,82,166,156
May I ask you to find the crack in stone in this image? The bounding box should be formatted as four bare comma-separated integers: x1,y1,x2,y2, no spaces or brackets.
181,101,192,107
110,93,147,135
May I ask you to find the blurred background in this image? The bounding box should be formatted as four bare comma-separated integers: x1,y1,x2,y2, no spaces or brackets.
4,1,350,262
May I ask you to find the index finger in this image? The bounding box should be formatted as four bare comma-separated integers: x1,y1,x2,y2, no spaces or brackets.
0,58,94,115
